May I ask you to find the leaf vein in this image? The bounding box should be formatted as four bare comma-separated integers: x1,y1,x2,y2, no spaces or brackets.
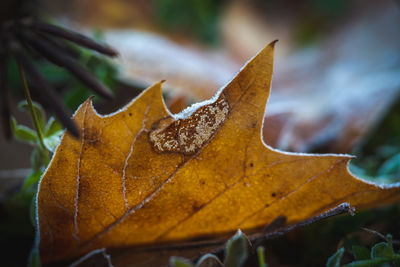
73,104,89,246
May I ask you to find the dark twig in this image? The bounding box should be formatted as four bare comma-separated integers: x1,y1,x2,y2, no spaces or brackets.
361,227,387,241
1,17,118,138
30,22,118,57
361,227,400,245
37,32,81,60
106,203,355,254
17,63,50,164
258,203,355,241
12,45,80,137
19,31,113,99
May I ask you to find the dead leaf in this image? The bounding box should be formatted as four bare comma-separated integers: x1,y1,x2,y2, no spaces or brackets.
37,41,400,265
102,30,239,100
221,0,400,153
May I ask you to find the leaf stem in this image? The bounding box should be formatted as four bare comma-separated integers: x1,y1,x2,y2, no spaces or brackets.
17,63,50,166
257,246,267,267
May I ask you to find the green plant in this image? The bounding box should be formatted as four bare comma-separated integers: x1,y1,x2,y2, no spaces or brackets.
170,230,250,267
11,99,63,226
327,234,400,267
11,100,62,188
169,230,271,267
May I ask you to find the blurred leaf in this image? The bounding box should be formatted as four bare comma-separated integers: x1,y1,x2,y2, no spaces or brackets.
224,230,248,267
43,130,63,152
326,247,344,267
44,117,62,137
343,257,398,267
22,171,42,192
196,254,223,267
11,117,37,145
103,30,239,101
378,154,400,177
170,257,194,267
352,245,370,261
371,243,393,259
18,101,46,130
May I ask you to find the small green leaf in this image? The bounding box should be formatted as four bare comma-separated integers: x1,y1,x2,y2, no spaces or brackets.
23,171,43,191
327,247,344,267
343,257,400,267
170,257,194,267
371,242,392,258
43,130,63,152
11,117,38,144
378,154,400,176
196,254,223,267
18,101,46,130
224,230,248,267
386,234,394,255
257,246,267,267
44,117,62,136
352,245,370,261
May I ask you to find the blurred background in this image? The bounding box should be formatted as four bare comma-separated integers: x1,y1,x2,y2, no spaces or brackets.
1,0,400,266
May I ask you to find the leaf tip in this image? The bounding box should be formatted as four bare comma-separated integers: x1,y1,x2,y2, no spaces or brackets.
270,39,279,48
150,81,164,97
70,96,97,131
136,81,170,116
84,95,96,113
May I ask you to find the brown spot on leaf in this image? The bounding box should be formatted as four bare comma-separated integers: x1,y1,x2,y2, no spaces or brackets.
149,94,229,155
192,202,204,212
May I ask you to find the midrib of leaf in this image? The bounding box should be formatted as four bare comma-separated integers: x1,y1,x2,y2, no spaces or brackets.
121,107,149,210
73,102,89,246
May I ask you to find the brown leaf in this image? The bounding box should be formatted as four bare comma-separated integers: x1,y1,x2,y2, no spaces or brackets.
37,41,400,265
103,30,239,100
222,0,400,153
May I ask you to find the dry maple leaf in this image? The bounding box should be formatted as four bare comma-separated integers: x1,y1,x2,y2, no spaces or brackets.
36,41,400,265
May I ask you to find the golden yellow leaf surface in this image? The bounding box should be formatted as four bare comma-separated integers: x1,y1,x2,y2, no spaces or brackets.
37,41,400,264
